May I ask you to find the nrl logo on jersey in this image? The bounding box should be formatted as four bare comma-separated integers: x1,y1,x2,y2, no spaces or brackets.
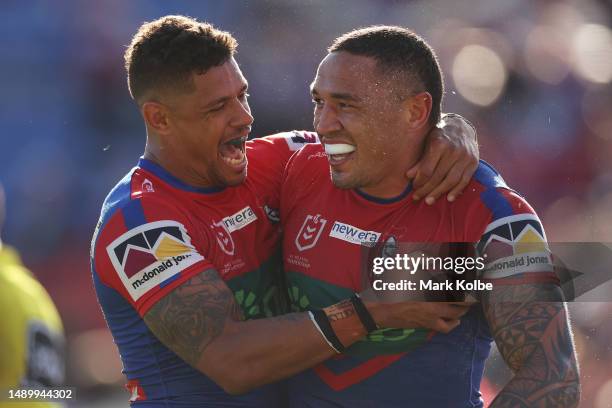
295,214,327,251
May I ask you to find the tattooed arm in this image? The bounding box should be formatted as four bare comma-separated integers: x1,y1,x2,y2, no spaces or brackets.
144,268,468,394
483,283,580,407
144,268,335,394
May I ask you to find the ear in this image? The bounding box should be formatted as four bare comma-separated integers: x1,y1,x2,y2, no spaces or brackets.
142,101,172,135
405,92,433,130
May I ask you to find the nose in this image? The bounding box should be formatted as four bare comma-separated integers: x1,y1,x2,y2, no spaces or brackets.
231,98,254,129
314,105,342,135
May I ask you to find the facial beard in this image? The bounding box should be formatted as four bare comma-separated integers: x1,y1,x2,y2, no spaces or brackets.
210,159,248,187
330,167,365,190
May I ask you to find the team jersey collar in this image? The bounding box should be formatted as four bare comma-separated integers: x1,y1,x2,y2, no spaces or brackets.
354,182,413,205
138,158,226,194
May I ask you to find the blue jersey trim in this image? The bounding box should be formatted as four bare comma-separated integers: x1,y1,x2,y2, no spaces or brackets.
159,273,181,288
90,169,136,270
99,169,136,229
122,199,146,229
355,182,412,204
138,158,226,194
473,160,514,220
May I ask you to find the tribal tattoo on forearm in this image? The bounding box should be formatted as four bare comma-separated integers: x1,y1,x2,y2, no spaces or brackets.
144,268,243,366
483,284,580,407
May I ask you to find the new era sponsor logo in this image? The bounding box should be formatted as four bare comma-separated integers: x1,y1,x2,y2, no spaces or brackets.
106,220,203,301
329,221,381,246
295,214,327,251
221,206,258,233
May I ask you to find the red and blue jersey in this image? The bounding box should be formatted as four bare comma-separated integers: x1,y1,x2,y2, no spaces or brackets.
280,142,557,407
90,133,317,407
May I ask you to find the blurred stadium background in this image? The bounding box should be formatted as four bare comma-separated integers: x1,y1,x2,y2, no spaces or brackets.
1,0,611,406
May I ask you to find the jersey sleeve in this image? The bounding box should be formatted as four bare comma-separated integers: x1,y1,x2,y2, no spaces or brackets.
247,131,319,209
474,189,559,286
93,196,214,316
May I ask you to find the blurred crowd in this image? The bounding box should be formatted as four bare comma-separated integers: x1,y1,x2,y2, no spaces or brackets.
0,1,610,406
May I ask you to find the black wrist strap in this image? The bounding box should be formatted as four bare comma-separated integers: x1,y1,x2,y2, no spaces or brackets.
309,310,345,353
350,293,379,333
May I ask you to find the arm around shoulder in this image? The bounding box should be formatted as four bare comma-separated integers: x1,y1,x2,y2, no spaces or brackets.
143,267,365,394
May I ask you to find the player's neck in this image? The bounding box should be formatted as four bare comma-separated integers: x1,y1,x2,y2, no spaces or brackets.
358,174,411,200
358,157,421,199
143,144,214,189
357,141,425,200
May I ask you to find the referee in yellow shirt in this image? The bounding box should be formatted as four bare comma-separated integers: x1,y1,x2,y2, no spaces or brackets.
0,185,65,407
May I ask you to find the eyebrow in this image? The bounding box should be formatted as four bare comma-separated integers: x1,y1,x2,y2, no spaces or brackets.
203,83,249,110
310,86,362,103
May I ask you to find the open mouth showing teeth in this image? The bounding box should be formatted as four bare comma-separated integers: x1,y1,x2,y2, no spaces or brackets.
219,136,247,168
323,143,356,166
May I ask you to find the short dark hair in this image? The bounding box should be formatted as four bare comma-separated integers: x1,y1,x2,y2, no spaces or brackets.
124,15,238,104
329,26,443,125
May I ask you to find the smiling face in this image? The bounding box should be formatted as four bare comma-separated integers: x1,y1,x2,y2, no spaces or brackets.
311,51,431,196
147,57,253,187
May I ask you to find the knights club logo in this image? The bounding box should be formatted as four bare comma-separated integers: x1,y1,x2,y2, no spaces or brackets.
106,220,203,301
211,221,235,255
295,214,327,252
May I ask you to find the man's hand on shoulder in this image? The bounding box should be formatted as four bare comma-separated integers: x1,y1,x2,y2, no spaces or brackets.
406,113,479,204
